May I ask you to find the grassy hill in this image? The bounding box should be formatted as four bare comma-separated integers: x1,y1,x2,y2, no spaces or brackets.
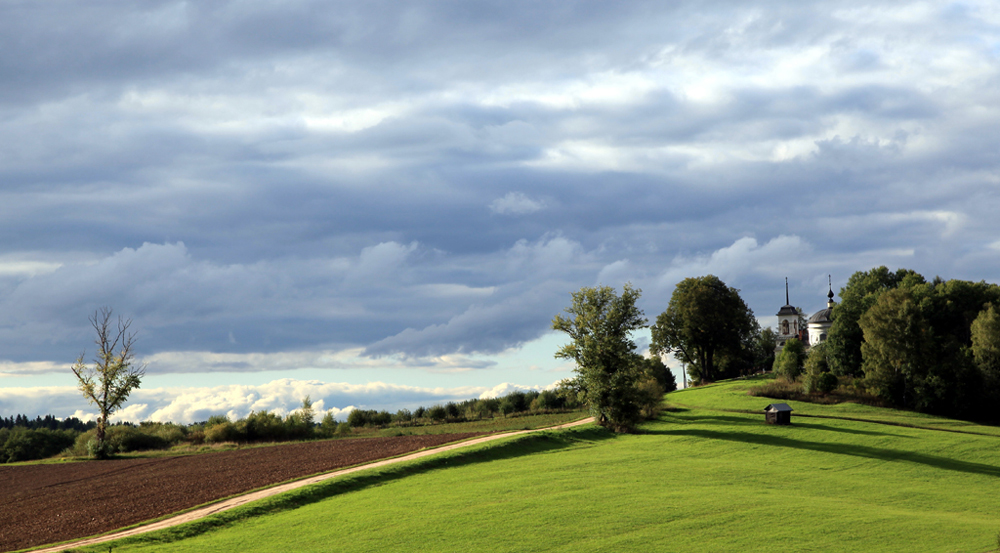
69,376,1000,553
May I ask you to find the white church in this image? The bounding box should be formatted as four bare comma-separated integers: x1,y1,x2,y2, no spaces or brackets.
775,277,836,352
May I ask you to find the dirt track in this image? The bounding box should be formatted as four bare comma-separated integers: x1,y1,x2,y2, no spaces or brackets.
0,433,482,553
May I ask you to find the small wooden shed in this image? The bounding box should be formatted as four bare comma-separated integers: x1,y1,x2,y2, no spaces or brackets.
764,403,793,425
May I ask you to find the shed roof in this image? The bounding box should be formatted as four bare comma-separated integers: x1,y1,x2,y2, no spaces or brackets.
764,403,794,412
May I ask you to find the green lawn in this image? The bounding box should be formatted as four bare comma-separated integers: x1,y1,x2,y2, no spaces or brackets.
68,378,1000,553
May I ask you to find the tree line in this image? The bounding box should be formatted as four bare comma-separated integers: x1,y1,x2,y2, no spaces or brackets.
1,414,95,432
819,267,1000,420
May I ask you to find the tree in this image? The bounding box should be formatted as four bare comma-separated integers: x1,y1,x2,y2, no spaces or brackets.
803,342,838,394
773,337,805,380
859,288,935,409
71,308,145,459
972,304,1000,385
754,327,778,373
826,267,925,376
552,284,647,432
634,354,678,393
650,275,758,383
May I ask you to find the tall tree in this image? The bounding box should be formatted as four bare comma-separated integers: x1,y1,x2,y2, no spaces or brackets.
826,267,925,376
754,327,778,372
972,304,1000,381
859,288,935,410
650,275,757,383
72,308,145,459
552,284,647,432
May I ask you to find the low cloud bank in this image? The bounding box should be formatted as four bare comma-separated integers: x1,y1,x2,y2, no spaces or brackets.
0,378,561,424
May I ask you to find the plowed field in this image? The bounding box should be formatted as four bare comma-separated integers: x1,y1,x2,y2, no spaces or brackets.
0,433,482,552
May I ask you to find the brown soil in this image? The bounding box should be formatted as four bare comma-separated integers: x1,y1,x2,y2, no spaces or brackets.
0,433,482,552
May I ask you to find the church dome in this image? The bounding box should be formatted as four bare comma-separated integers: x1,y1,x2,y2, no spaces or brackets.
808,307,833,324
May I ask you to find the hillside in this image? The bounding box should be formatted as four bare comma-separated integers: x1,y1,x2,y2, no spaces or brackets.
48,377,1000,552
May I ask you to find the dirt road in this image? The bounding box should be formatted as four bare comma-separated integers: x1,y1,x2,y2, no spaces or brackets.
12,417,592,553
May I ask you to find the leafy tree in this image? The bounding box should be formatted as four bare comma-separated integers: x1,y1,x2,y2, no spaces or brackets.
552,284,647,432
71,308,145,459
859,288,935,409
319,412,339,437
827,267,925,376
634,354,678,393
773,337,806,380
650,275,758,383
803,342,837,394
972,304,1000,388
754,327,778,372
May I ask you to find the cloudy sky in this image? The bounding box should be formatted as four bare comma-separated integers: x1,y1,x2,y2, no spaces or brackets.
2,0,999,423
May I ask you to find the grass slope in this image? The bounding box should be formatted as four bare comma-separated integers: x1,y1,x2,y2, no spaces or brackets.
66,377,1000,553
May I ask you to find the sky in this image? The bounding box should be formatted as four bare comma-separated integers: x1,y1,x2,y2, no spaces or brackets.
2,0,1000,424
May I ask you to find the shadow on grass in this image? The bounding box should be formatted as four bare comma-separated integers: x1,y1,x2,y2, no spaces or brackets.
94,426,614,552
658,412,906,437
791,421,911,438
650,428,1000,478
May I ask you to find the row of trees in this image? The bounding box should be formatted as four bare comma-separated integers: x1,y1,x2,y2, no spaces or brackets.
345,388,586,428
0,414,95,432
818,267,1000,419
552,278,731,433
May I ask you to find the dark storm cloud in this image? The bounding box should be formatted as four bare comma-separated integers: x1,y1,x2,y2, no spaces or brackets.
1,0,999,371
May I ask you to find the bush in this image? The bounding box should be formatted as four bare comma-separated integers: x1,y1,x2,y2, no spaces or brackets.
635,377,666,419
426,405,447,422
774,338,806,380
1,428,77,463
204,421,240,443
104,425,171,453
748,378,804,400
804,369,838,395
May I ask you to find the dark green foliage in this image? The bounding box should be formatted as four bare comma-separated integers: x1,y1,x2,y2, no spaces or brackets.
827,267,925,376
0,427,77,463
849,272,1000,419
971,304,1000,400
427,405,448,421
651,275,759,383
803,342,838,394
552,284,648,432
347,409,393,428
635,354,678,393
773,337,806,380
754,327,778,372
0,414,95,432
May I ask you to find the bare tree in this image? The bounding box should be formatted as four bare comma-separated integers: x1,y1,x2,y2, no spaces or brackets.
71,307,145,459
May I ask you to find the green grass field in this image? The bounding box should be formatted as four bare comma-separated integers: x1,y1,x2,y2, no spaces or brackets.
66,377,1000,553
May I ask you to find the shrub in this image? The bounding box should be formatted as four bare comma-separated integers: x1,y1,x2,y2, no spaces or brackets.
427,405,447,422
104,425,170,453
1,428,77,463
774,338,806,380
635,377,666,419
204,421,240,443
748,378,804,400
805,371,839,395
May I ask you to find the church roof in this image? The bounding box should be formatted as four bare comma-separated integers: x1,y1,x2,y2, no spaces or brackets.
808,307,833,324
776,305,798,316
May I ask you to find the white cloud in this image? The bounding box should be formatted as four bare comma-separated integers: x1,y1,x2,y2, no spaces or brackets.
478,381,555,399
657,235,810,289
0,378,508,424
489,192,545,215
